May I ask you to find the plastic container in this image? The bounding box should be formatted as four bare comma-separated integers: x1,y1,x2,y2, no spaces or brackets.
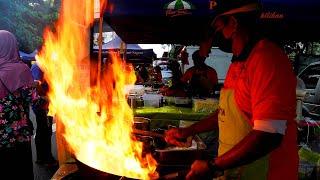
192,98,219,113
126,85,145,96
164,96,175,105
174,97,192,107
127,95,144,109
133,117,150,131
143,94,163,108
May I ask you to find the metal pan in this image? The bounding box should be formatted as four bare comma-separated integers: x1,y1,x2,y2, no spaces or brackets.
76,159,138,180
133,117,150,131
154,135,207,165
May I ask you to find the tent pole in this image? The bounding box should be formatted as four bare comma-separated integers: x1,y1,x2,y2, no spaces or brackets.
97,16,103,90
96,12,104,114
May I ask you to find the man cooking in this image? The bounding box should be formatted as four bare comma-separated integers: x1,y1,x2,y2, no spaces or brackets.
164,1,298,180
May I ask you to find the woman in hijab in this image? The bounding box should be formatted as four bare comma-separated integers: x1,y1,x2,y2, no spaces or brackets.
0,30,35,179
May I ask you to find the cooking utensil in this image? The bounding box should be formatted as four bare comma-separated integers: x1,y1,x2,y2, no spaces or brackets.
158,170,189,180
133,117,150,131
76,159,138,180
132,129,164,138
154,135,207,165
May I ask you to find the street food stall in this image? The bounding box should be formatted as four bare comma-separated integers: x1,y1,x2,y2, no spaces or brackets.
48,0,320,179
91,33,157,65
104,0,320,43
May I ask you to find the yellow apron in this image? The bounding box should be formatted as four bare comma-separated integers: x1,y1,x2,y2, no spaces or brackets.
217,89,268,180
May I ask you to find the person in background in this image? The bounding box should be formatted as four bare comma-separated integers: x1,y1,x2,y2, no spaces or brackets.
0,30,35,179
138,65,150,83
153,65,163,83
161,59,187,97
135,71,145,84
165,2,298,180
134,65,146,84
31,62,57,166
180,50,218,97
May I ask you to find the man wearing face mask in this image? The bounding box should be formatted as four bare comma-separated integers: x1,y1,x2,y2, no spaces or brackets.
165,2,298,180
180,50,218,97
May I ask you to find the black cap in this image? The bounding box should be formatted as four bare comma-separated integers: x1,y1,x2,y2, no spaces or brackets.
210,0,261,28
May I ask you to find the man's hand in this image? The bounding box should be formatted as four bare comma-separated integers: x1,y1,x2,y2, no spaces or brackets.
164,127,190,147
186,160,210,180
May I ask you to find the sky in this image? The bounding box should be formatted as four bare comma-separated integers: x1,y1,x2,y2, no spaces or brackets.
138,44,171,58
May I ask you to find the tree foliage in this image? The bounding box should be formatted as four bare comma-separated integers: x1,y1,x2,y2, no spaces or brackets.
0,0,60,52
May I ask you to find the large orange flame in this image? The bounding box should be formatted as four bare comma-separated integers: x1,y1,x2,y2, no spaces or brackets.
36,0,157,179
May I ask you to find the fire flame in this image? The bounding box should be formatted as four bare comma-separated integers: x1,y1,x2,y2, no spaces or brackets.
36,0,157,179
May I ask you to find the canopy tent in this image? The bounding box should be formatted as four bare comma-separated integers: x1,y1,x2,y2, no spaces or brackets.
92,34,156,64
104,0,320,44
126,49,157,64
19,50,37,61
93,35,141,50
